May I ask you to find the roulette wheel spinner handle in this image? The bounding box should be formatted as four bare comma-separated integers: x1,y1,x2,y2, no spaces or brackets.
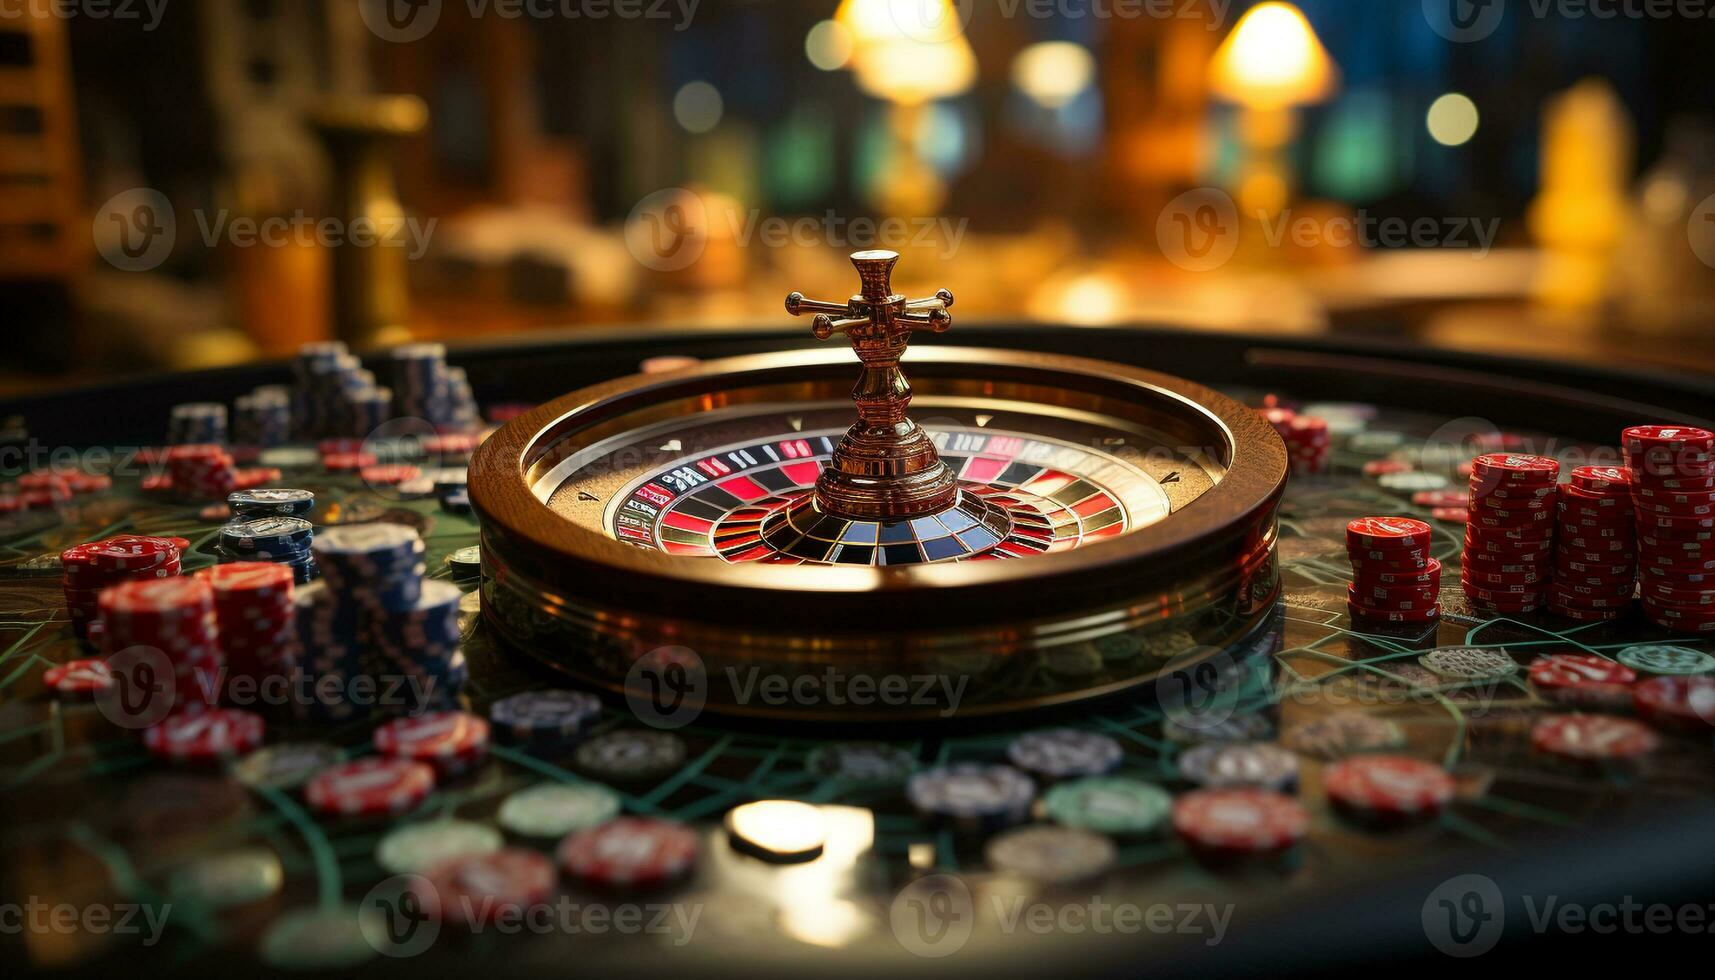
785,249,960,521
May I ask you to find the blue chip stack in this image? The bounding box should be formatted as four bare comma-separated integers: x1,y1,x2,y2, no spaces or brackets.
432,467,470,514
233,386,292,447
291,581,370,722
291,341,399,440
488,689,601,750
307,523,469,714
228,488,315,520
167,403,228,445
218,516,319,584
392,344,481,431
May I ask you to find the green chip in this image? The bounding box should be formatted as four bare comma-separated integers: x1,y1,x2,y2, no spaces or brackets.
1617,645,1715,676
1044,777,1171,836
260,906,377,970
233,742,343,791
497,782,621,838
168,848,283,910
375,819,502,875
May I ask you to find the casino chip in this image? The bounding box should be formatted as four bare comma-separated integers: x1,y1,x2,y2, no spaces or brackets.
984,825,1117,884
805,742,918,786
498,782,622,838
725,800,827,863
574,730,686,782
1418,648,1519,681
167,848,283,910
305,757,436,817
558,816,700,890
259,906,376,970
143,709,265,765
234,742,344,791
43,659,112,697
1172,788,1308,858
377,819,503,875
373,711,491,777
1632,676,1715,732
421,848,558,927
1005,729,1123,780
489,689,601,743
1164,713,1274,745
907,764,1035,829
1528,655,1636,708
1282,712,1405,760
1043,777,1172,835
1177,742,1298,790
1615,644,1715,676
1322,755,1455,824
1531,714,1660,762
447,545,482,580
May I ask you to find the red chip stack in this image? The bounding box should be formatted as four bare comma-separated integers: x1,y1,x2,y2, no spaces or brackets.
1463,454,1559,615
198,563,297,698
1625,425,1715,634
1259,406,1330,476
166,444,238,500
98,577,224,714
1347,517,1441,625
1549,465,1637,621
61,536,184,648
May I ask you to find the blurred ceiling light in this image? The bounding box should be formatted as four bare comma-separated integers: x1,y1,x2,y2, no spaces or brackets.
1426,92,1479,146
1011,41,1095,109
1209,2,1336,109
673,81,724,134
805,20,854,71
836,0,977,105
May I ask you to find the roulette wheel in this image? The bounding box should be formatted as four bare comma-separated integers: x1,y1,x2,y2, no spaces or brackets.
4,252,1715,978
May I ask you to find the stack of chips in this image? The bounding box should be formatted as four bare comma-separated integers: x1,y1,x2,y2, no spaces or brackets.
98,577,222,714
1625,425,1715,634
292,582,368,722
1550,465,1638,621
61,536,185,648
233,386,293,448
392,344,481,432
218,516,318,584
1258,405,1330,476
291,342,397,440
1347,517,1441,626
372,580,468,713
199,563,297,698
1463,454,1559,615
312,524,426,610
228,488,315,521
166,444,238,500
433,467,470,514
166,403,228,445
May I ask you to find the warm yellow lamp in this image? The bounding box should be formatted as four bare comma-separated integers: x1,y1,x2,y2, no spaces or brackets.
1208,2,1337,216
832,0,977,213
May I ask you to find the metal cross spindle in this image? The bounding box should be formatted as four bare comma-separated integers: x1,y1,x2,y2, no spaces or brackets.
784,250,960,522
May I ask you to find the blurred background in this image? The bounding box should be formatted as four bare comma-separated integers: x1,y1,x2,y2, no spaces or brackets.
4,0,1715,393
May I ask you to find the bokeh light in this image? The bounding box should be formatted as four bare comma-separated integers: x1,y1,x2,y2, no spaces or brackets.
1426,93,1480,146
673,81,724,134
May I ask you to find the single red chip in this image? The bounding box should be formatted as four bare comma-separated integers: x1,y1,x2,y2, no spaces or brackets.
558,817,700,889
143,709,265,764
1323,755,1454,819
1347,517,1433,551
1531,714,1659,761
1362,460,1413,477
317,439,366,456
322,452,378,472
1569,465,1633,495
359,465,422,486
1529,654,1636,692
422,849,558,926
1413,490,1467,508
1431,507,1470,523
305,758,436,817
374,712,491,774
1470,453,1560,483
1632,676,1715,732
1172,789,1308,856
1622,425,1715,453
44,659,113,696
